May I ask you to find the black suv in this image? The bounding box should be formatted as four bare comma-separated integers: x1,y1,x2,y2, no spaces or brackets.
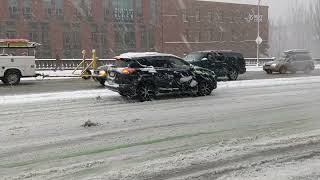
184,51,246,80
104,52,217,101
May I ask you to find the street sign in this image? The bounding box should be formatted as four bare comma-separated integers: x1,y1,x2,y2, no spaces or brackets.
256,36,263,45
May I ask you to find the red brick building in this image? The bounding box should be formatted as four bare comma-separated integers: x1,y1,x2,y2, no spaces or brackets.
159,0,269,57
0,0,268,58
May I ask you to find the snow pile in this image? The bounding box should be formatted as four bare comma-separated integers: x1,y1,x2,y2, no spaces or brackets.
2,76,320,105
85,130,320,180
0,89,118,105
219,76,320,89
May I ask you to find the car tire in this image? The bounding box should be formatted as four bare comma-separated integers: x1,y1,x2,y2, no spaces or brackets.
98,79,105,86
137,82,156,102
279,66,287,74
266,70,272,74
198,80,213,96
227,69,238,81
82,70,92,80
4,70,21,85
304,66,312,74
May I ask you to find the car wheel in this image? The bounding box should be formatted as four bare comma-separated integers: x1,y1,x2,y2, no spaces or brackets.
304,66,312,74
137,82,156,102
98,79,105,86
4,70,21,85
227,69,238,81
279,66,287,74
266,70,272,74
198,81,213,96
82,70,92,80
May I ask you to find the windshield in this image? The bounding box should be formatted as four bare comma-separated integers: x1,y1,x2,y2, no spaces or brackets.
184,53,205,62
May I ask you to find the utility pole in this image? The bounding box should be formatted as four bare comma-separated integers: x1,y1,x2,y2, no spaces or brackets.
256,0,262,67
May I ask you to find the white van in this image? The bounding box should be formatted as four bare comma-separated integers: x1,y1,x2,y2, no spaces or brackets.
0,39,40,85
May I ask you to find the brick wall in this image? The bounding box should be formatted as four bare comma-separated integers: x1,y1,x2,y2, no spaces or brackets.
0,0,268,58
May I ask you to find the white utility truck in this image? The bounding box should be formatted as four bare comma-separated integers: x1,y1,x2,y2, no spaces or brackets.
0,39,41,85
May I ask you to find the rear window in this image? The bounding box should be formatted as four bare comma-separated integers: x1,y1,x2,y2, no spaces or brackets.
184,53,206,62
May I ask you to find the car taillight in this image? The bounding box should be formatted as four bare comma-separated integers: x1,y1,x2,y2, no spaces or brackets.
122,68,136,74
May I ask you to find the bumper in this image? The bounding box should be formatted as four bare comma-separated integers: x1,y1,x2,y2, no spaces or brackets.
263,65,279,72
105,80,136,96
239,67,246,74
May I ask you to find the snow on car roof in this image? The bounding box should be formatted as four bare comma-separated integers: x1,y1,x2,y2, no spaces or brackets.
284,49,310,54
117,52,180,59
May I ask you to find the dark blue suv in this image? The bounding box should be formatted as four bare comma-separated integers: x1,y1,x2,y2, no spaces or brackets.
104,52,217,101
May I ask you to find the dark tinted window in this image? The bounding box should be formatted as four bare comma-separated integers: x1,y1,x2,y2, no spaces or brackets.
167,57,190,69
136,58,152,67
292,54,312,61
149,57,171,68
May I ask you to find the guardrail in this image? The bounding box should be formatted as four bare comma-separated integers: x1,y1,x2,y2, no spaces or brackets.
35,57,320,70
245,58,275,66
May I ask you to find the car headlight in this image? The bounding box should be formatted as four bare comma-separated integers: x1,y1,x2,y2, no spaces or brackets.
271,64,277,67
99,70,107,77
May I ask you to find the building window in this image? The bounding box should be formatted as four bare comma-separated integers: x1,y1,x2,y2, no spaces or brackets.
219,31,224,41
8,0,18,18
72,31,81,48
84,0,93,20
150,0,157,24
136,0,142,18
23,0,32,19
29,32,39,42
103,1,110,20
43,0,52,18
92,32,99,44
63,32,71,49
208,31,213,41
112,0,134,22
184,30,190,41
231,30,236,41
114,25,136,49
196,31,201,42
196,9,200,22
208,11,214,23
55,0,63,17
182,9,188,23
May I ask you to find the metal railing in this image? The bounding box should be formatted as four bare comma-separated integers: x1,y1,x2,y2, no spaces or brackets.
35,59,115,70
35,57,319,70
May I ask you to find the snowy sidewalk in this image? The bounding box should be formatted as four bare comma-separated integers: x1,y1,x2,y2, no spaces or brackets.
246,64,320,72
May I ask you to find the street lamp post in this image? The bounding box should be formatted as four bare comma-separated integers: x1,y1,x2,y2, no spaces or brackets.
256,0,261,67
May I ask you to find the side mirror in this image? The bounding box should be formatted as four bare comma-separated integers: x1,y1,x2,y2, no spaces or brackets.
201,58,208,61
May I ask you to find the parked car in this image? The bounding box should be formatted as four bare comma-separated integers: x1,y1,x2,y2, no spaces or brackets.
184,50,246,80
263,49,315,74
104,52,217,101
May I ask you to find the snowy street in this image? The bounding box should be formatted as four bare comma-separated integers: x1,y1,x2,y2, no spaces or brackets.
1,76,320,179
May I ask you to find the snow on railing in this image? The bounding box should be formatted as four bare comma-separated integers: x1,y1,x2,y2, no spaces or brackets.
35,57,319,70
35,59,115,70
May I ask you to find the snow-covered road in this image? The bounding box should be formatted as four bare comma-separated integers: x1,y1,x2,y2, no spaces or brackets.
1,76,320,179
